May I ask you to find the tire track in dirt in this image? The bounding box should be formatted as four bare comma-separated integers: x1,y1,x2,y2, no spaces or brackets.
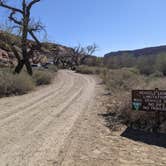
0,71,66,121
0,70,96,166
0,79,71,127
28,74,96,166
0,71,79,146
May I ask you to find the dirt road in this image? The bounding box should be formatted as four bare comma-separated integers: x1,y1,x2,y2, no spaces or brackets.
0,70,166,166
0,70,96,166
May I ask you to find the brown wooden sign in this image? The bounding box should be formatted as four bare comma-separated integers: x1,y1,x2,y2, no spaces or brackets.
132,89,166,112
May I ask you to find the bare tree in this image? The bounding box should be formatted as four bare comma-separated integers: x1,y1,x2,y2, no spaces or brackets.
70,43,98,66
0,0,44,75
80,43,98,65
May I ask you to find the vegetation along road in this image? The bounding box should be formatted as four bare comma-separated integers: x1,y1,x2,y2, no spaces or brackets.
0,70,166,166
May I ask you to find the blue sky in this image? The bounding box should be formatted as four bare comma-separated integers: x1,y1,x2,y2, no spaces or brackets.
0,0,166,56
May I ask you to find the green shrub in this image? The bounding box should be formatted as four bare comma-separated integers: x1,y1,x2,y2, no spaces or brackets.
100,68,146,92
33,70,53,86
76,65,106,75
76,66,94,74
155,53,166,75
104,53,166,76
149,71,164,78
136,57,155,75
103,54,136,69
126,67,140,74
47,65,58,72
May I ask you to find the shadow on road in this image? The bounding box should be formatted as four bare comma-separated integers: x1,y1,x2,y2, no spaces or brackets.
121,127,166,148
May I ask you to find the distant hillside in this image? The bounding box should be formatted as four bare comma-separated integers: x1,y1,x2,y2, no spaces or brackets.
103,45,166,75
104,45,166,57
0,31,101,68
0,31,73,67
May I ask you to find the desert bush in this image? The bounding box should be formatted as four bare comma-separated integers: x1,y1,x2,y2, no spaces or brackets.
101,68,146,92
155,53,166,75
0,66,56,97
76,66,94,74
149,71,164,78
33,70,53,86
137,65,155,75
146,77,166,90
104,54,137,69
104,53,166,76
47,65,58,72
76,65,106,75
0,70,35,97
102,68,166,133
106,93,166,133
83,57,104,67
136,55,156,75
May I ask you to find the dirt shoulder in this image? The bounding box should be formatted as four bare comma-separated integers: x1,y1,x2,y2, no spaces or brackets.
57,77,166,166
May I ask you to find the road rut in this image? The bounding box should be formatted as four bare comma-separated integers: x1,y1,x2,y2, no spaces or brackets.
0,70,96,166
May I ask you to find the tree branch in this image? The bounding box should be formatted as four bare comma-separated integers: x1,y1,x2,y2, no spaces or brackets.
0,1,23,13
28,19,45,32
27,0,40,11
9,11,22,25
29,30,41,47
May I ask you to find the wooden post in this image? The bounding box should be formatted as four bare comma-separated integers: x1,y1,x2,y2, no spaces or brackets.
154,88,160,133
154,110,160,133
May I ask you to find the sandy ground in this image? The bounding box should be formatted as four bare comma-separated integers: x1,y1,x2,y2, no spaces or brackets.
0,70,166,166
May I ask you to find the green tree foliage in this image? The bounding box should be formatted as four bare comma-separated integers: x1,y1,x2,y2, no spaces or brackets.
136,55,156,75
156,53,166,75
103,53,166,76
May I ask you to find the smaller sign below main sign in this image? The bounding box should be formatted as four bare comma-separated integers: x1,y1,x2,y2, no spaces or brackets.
132,89,166,112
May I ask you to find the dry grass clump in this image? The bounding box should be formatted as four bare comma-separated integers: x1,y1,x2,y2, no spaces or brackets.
32,70,53,86
101,68,146,92
0,70,35,97
48,65,58,72
76,65,106,75
0,67,57,97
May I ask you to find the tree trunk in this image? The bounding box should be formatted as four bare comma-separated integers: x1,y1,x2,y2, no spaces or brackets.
14,60,24,74
20,2,33,75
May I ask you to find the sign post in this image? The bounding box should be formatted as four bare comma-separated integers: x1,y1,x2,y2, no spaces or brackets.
155,110,160,133
132,89,166,133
